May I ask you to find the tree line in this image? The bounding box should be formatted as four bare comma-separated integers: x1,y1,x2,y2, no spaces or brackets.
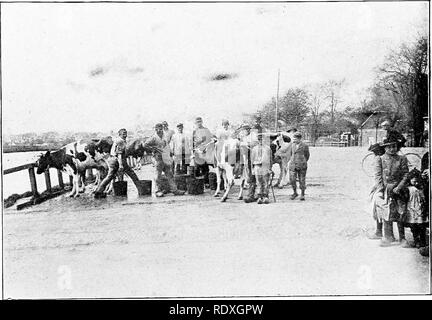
244,33,428,147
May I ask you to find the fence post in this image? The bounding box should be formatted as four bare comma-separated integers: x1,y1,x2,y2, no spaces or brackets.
28,167,38,198
57,169,64,189
44,170,52,193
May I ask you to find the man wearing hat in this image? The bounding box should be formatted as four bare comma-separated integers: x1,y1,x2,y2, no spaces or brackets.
289,132,310,201
142,123,185,197
380,120,406,150
171,123,192,175
192,117,214,186
94,128,142,198
240,123,260,202
215,119,233,142
162,121,175,144
373,136,409,247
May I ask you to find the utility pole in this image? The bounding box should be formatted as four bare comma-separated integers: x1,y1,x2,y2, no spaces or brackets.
275,69,280,132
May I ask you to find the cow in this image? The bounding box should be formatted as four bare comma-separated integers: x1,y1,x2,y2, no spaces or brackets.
36,138,112,197
270,132,292,188
212,135,248,202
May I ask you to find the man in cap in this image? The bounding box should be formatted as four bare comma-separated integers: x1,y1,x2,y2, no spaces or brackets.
171,123,192,175
289,132,310,201
240,123,260,202
142,123,185,197
94,128,141,198
215,119,234,142
380,120,406,150
162,121,175,144
192,117,214,186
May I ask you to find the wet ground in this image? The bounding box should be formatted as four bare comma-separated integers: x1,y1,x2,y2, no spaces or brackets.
3,147,430,298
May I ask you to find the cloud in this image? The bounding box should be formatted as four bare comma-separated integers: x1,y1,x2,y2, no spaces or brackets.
89,61,144,78
209,73,238,81
89,66,108,77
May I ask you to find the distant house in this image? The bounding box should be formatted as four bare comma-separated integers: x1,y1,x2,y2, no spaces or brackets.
360,128,386,147
358,114,386,147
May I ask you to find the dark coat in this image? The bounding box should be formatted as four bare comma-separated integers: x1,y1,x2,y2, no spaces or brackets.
289,141,310,170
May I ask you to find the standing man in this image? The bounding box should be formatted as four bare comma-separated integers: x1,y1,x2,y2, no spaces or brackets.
380,120,406,150
94,128,141,198
289,132,310,201
142,123,185,197
192,116,214,186
240,123,259,203
215,119,233,142
171,123,192,175
162,121,175,144
251,134,272,204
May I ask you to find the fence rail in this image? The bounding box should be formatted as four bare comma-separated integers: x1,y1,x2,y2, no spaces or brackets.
3,162,71,210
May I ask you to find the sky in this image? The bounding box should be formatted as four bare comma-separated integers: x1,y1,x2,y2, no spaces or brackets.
1,1,428,135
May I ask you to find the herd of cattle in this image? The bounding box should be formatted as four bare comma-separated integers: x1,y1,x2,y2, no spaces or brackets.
35,132,293,200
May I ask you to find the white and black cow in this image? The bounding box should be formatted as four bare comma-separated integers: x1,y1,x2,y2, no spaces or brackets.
212,136,248,202
269,132,292,188
36,138,112,197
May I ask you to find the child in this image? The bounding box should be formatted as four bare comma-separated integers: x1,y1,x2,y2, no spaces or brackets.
251,134,272,204
402,169,428,248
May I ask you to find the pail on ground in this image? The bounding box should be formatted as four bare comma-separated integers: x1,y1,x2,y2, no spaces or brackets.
113,181,128,196
136,180,152,196
187,176,204,195
174,175,188,191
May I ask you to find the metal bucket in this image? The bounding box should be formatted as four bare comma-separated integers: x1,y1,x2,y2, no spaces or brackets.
187,176,204,195
113,181,128,196
136,180,152,196
174,175,188,191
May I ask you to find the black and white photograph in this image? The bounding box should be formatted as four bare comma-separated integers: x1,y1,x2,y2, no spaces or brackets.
0,1,430,299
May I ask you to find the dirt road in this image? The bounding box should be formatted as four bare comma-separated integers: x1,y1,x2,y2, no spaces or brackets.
3,147,430,298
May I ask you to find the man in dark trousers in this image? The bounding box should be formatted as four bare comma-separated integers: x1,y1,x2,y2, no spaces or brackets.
94,128,141,198
192,117,214,187
142,123,185,197
289,132,310,201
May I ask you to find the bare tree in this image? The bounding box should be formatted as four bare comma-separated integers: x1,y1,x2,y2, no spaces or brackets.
378,35,428,146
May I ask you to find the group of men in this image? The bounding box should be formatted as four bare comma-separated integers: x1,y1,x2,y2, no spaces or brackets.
94,116,310,202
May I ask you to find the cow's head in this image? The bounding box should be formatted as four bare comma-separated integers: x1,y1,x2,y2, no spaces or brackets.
36,151,51,174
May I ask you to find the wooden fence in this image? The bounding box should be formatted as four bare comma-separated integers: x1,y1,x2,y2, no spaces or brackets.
3,162,74,210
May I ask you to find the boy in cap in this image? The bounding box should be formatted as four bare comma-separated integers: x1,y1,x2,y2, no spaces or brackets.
142,123,185,197
289,132,310,201
251,134,272,204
